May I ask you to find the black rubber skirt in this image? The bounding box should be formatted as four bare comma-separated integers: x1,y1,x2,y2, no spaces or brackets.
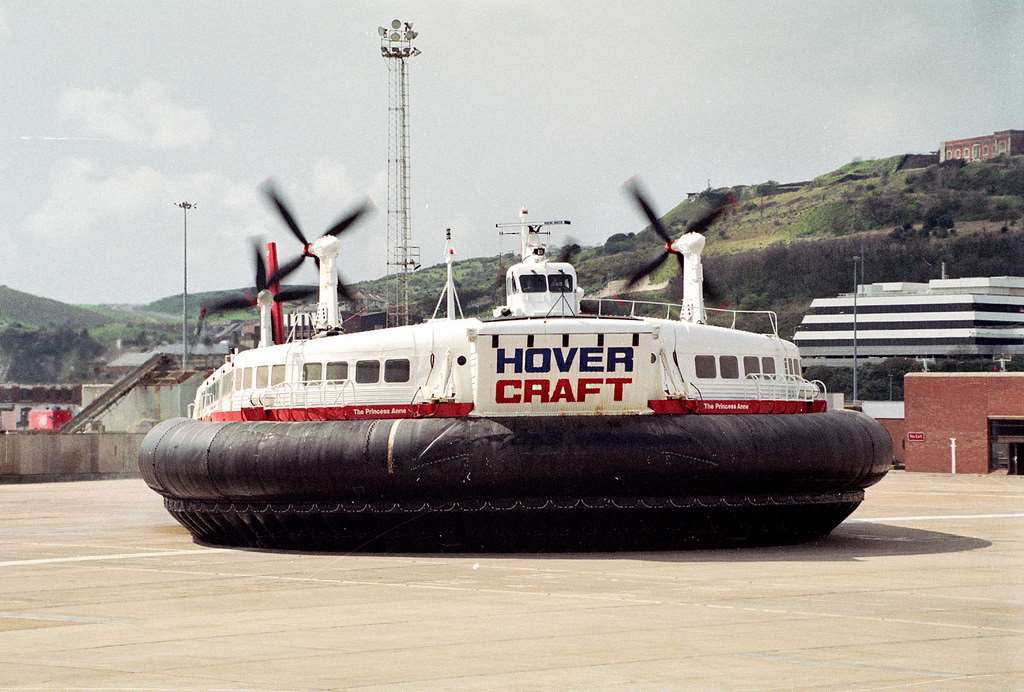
139,411,891,551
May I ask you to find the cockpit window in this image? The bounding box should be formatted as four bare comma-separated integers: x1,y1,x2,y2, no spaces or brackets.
548,274,573,293
519,274,547,293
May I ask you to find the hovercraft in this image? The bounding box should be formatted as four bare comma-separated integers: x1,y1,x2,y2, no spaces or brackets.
140,183,890,551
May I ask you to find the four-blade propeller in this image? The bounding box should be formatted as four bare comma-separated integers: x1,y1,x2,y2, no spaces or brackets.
194,238,318,339
262,180,372,303
624,178,730,300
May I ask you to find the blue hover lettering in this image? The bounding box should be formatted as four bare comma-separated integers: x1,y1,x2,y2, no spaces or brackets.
496,346,634,374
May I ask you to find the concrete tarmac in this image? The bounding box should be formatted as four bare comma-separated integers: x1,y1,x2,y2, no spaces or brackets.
0,471,1022,690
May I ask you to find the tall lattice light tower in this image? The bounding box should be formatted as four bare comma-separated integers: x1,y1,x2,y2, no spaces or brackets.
378,19,421,327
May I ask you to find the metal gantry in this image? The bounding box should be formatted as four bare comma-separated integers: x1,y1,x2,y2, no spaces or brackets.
379,19,421,327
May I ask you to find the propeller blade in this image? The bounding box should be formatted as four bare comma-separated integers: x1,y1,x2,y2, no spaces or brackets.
556,237,582,264
686,202,729,235
205,293,256,314
703,274,722,302
274,285,319,303
675,253,687,296
336,273,354,303
324,200,373,238
625,252,670,290
262,180,308,247
625,178,672,244
266,253,306,287
252,240,268,291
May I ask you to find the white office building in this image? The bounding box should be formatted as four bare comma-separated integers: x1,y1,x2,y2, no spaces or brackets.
794,276,1024,366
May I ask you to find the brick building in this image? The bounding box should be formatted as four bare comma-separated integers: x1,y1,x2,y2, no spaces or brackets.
903,373,1024,474
939,129,1024,163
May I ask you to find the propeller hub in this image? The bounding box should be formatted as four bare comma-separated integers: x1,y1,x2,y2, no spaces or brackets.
675,232,706,257
310,234,342,259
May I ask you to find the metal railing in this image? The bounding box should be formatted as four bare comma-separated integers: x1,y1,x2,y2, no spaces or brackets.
198,378,358,417
580,297,778,336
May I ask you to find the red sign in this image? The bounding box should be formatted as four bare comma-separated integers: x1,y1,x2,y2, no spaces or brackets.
908,432,926,442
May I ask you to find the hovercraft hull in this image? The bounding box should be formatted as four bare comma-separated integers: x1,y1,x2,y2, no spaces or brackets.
139,410,890,551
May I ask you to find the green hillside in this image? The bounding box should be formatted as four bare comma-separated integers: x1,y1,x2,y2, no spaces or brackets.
0,285,112,328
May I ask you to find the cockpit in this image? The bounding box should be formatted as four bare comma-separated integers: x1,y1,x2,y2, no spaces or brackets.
509,271,574,294
498,263,583,317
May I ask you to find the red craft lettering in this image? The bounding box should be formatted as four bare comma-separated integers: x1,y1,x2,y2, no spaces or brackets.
524,379,550,403
496,380,521,403
605,377,631,401
576,378,603,400
550,378,575,403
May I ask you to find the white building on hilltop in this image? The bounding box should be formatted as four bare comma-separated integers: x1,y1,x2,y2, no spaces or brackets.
795,276,1024,366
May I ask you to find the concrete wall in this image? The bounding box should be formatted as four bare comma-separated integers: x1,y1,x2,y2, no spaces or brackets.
0,432,144,482
93,374,204,433
904,373,1024,474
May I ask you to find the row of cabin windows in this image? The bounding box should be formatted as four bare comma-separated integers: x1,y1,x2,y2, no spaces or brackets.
302,359,410,384
693,355,799,380
508,273,574,294
212,358,413,402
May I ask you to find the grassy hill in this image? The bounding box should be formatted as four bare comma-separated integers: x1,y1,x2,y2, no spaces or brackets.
0,285,113,329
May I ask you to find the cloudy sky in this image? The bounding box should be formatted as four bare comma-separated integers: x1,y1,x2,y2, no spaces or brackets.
1,0,1021,304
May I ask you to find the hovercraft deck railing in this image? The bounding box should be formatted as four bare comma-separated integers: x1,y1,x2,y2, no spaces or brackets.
691,374,821,402
580,298,778,336
198,379,359,417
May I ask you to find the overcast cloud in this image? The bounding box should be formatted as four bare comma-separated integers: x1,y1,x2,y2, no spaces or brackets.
0,0,1021,304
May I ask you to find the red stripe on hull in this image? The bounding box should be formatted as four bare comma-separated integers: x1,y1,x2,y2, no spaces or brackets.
209,402,475,422
647,399,827,415
206,399,826,422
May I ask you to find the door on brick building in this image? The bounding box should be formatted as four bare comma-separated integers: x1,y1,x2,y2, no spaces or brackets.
989,419,1024,474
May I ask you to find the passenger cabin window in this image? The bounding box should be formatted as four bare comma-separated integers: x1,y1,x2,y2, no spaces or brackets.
243,367,253,389
270,365,285,386
694,355,716,379
384,358,411,383
326,361,349,381
218,377,228,399
761,357,776,375
519,274,547,293
742,356,760,376
355,360,380,384
719,356,739,379
548,274,573,293
255,366,269,388
302,363,323,383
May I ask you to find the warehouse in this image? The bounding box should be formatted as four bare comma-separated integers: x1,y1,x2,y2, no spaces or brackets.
903,372,1024,474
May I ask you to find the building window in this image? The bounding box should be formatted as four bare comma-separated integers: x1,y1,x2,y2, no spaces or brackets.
302,362,323,383
954,148,961,158
946,149,952,159
761,357,776,375
384,358,411,383
255,366,269,388
326,361,348,381
270,364,285,386
983,144,989,156
742,356,760,376
719,356,739,379
973,144,980,158
355,360,380,384
694,355,716,378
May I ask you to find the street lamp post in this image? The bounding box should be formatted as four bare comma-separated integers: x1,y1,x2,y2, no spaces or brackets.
852,255,860,403
174,201,196,370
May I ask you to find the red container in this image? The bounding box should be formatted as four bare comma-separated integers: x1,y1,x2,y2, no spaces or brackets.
27,408,73,431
